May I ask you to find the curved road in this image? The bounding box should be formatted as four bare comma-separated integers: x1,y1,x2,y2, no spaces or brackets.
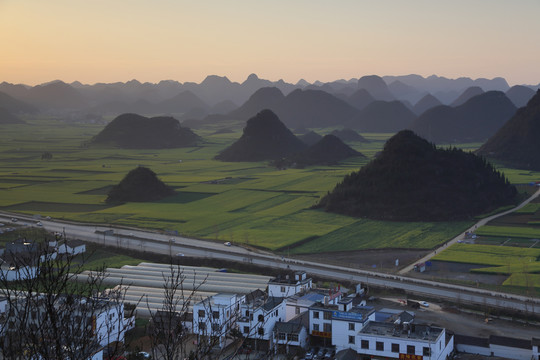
399,186,540,274
2,199,540,315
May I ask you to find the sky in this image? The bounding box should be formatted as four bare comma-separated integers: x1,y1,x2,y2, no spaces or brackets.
1,0,540,86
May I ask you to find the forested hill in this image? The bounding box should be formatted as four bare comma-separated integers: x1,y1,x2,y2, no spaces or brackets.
316,130,517,221
91,113,199,149
106,167,175,203
215,109,306,161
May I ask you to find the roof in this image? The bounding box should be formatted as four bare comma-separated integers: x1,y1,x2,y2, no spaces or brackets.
489,335,531,350
454,334,489,348
274,312,309,334
335,348,360,360
361,322,442,342
65,240,86,248
262,297,284,311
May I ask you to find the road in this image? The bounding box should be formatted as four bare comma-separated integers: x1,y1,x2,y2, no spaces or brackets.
398,186,540,274
2,210,540,315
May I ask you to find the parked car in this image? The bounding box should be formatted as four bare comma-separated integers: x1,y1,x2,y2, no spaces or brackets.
36,221,43,226
316,348,326,358
224,241,232,246
420,301,429,307
305,347,318,359
176,252,184,257
138,352,151,359
325,348,335,358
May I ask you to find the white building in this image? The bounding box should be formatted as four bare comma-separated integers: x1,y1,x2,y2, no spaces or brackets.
285,288,342,321
268,271,312,298
2,295,129,359
192,293,244,349
455,334,540,360
272,312,309,355
354,322,454,360
50,239,86,256
237,292,286,344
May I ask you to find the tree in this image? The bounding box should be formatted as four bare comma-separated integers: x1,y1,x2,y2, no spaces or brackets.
147,263,209,360
0,234,133,360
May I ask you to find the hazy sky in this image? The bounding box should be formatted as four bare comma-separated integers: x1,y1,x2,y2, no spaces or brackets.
1,0,539,86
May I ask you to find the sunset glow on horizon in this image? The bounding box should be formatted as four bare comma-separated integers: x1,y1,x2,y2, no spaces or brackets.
1,0,540,86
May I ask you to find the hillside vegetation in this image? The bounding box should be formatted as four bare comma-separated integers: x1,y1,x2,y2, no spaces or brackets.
316,130,517,221
91,113,199,149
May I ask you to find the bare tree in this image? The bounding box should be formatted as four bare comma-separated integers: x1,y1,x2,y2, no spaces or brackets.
147,263,209,360
0,235,132,360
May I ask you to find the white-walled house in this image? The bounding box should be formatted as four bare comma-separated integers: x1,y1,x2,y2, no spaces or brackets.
354,322,454,360
268,271,312,298
192,293,244,349
455,334,540,360
272,312,309,355
285,288,342,321
3,295,129,359
237,293,285,343
49,239,86,256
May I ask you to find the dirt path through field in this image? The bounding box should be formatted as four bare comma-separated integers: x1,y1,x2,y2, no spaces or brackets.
397,187,540,275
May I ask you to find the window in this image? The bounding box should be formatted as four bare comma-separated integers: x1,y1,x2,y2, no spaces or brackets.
278,332,286,340
250,314,253,321
295,306,300,315
323,312,332,320
280,286,286,293
212,323,220,332
198,322,206,331
245,310,250,317
198,310,205,318
313,324,320,331
361,340,369,349
392,343,400,353
288,333,299,342
258,314,264,322
275,310,278,316
348,335,355,344
313,311,319,319
258,327,264,336
348,322,355,331
243,326,249,334
323,323,331,333
423,347,431,356
407,345,415,355
212,311,219,319
376,342,384,351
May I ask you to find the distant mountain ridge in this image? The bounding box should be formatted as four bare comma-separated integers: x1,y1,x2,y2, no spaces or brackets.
410,91,517,143
0,74,530,114
476,90,540,170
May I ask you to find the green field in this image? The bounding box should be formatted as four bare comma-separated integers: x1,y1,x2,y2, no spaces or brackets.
432,243,540,288
0,118,535,254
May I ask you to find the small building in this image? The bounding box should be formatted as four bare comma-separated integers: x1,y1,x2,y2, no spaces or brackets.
285,288,342,321
57,240,86,256
192,293,244,349
455,334,539,360
268,271,312,298
272,312,309,355
237,290,286,350
355,322,454,360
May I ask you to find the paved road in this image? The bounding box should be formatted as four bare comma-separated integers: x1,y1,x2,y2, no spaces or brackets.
398,186,540,274
2,211,540,315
